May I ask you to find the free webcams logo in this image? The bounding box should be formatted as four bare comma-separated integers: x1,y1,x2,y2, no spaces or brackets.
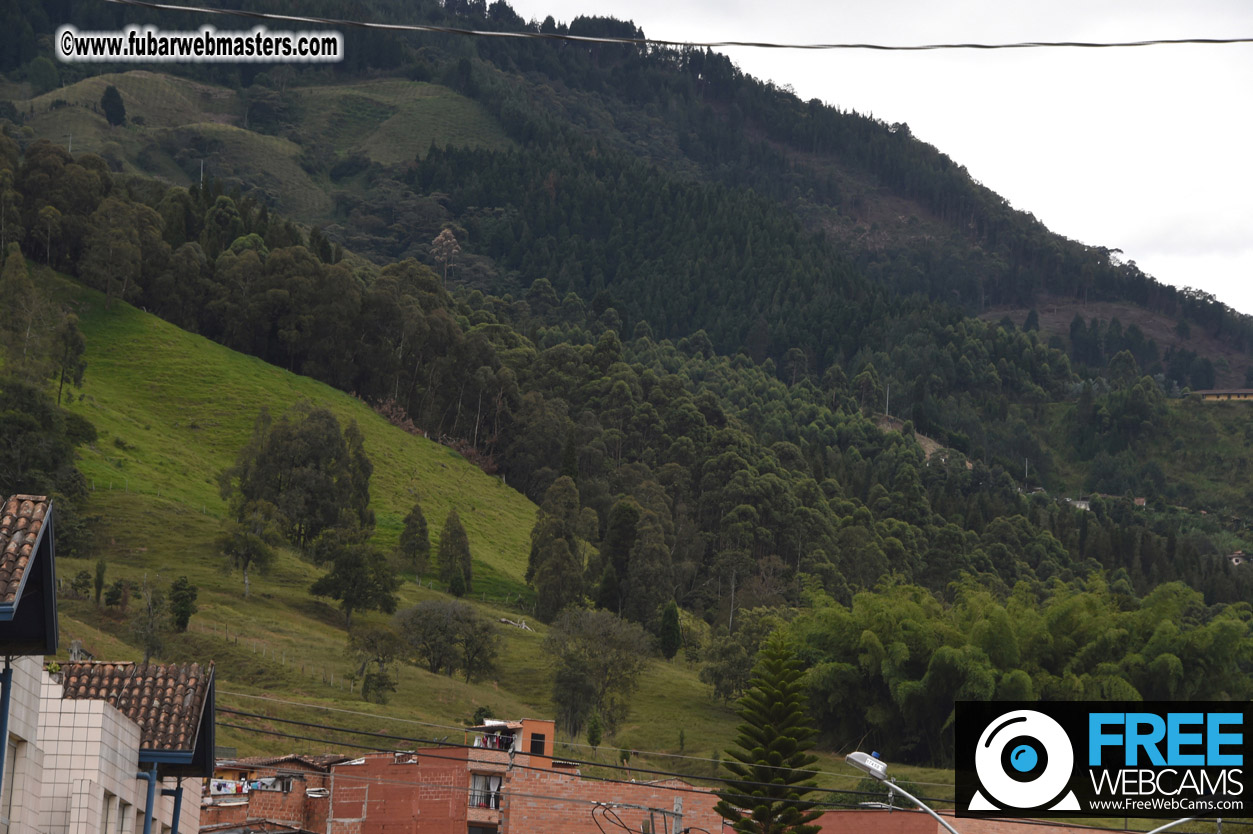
967,709,1080,812
956,702,1250,819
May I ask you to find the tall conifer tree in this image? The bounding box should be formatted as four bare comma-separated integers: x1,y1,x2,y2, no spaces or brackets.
715,632,821,834
438,510,472,592
397,499,431,575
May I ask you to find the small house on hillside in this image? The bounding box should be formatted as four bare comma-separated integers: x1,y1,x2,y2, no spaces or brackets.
202,753,349,834
1192,388,1253,402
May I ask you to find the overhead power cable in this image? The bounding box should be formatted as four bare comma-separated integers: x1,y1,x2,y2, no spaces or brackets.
215,720,879,813
218,706,913,807
104,0,1253,52
219,722,1232,832
218,689,951,787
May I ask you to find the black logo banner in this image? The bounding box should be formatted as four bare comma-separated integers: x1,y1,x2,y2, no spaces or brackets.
956,701,1250,819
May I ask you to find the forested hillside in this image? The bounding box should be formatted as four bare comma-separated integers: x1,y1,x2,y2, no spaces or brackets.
5,0,1253,771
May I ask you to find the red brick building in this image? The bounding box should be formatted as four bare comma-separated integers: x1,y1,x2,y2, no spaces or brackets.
212,718,725,834
201,754,347,834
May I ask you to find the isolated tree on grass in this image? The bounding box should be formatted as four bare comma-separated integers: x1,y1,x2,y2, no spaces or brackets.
394,599,499,682
101,85,126,127
219,404,374,551
310,532,399,627
437,510,472,592
395,599,462,675
545,608,650,737
586,712,603,751
396,498,431,576
659,600,682,660
219,500,280,599
700,631,753,703
715,632,821,834
69,570,91,599
55,313,86,405
105,579,130,611
131,576,168,664
347,623,404,704
168,576,198,632
93,558,106,606
456,609,499,683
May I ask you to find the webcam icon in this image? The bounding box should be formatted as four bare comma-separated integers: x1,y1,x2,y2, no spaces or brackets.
970,709,1080,812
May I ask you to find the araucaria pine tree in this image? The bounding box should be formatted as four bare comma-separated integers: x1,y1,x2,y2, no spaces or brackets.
715,632,821,834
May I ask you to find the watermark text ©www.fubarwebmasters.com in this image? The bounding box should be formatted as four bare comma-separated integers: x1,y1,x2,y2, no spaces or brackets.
56,25,343,63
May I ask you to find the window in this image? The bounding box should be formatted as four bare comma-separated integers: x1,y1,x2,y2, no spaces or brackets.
529,733,546,756
469,774,490,808
468,774,501,809
102,794,114,834
468,827,497,834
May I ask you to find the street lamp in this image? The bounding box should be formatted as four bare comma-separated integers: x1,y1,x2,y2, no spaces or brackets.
846,751,962,834
1145,819,1197,834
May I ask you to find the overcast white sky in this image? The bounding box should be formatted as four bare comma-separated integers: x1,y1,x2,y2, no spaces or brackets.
505,0,1253,315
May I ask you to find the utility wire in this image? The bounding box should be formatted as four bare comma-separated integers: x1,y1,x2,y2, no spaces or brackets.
217,707,920,809
104,0,1253,52
225,708,1253,829
217,689,951,788
215,722,728,814
216,720,880,813
216,727,1226,833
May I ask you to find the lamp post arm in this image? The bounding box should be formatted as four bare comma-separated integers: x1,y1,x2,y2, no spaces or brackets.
882,780,962,834
1145,819,1196,834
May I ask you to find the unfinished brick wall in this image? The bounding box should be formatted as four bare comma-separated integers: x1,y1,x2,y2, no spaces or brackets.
329,750,472,834
242,783,308,827
501,770,724,834
199,800,247,830
319,745,733,834
202,759,334,833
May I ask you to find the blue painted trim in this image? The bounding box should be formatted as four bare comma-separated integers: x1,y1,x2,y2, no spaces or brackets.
137,765,157,834
139,750,195,764
0,659,12,808
0,504,52,623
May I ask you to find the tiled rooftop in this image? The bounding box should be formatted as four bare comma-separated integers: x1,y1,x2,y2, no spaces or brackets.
0,494,49,605
223,753,348,771
61,661,213,752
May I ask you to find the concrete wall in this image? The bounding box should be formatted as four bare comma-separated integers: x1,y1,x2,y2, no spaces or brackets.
4,656,46,834
38,673,197,834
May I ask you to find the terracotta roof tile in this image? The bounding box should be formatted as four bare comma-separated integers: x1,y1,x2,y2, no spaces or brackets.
222,753,349,771
61,660,213,752
0,494,49,605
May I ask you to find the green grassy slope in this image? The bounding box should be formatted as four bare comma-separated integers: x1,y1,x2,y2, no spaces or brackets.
294,79,512,165
42,280,772,785
60,280,534,584
19,72,511,223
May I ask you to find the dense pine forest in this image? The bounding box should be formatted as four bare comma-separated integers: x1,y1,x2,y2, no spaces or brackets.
5,0,1253,768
